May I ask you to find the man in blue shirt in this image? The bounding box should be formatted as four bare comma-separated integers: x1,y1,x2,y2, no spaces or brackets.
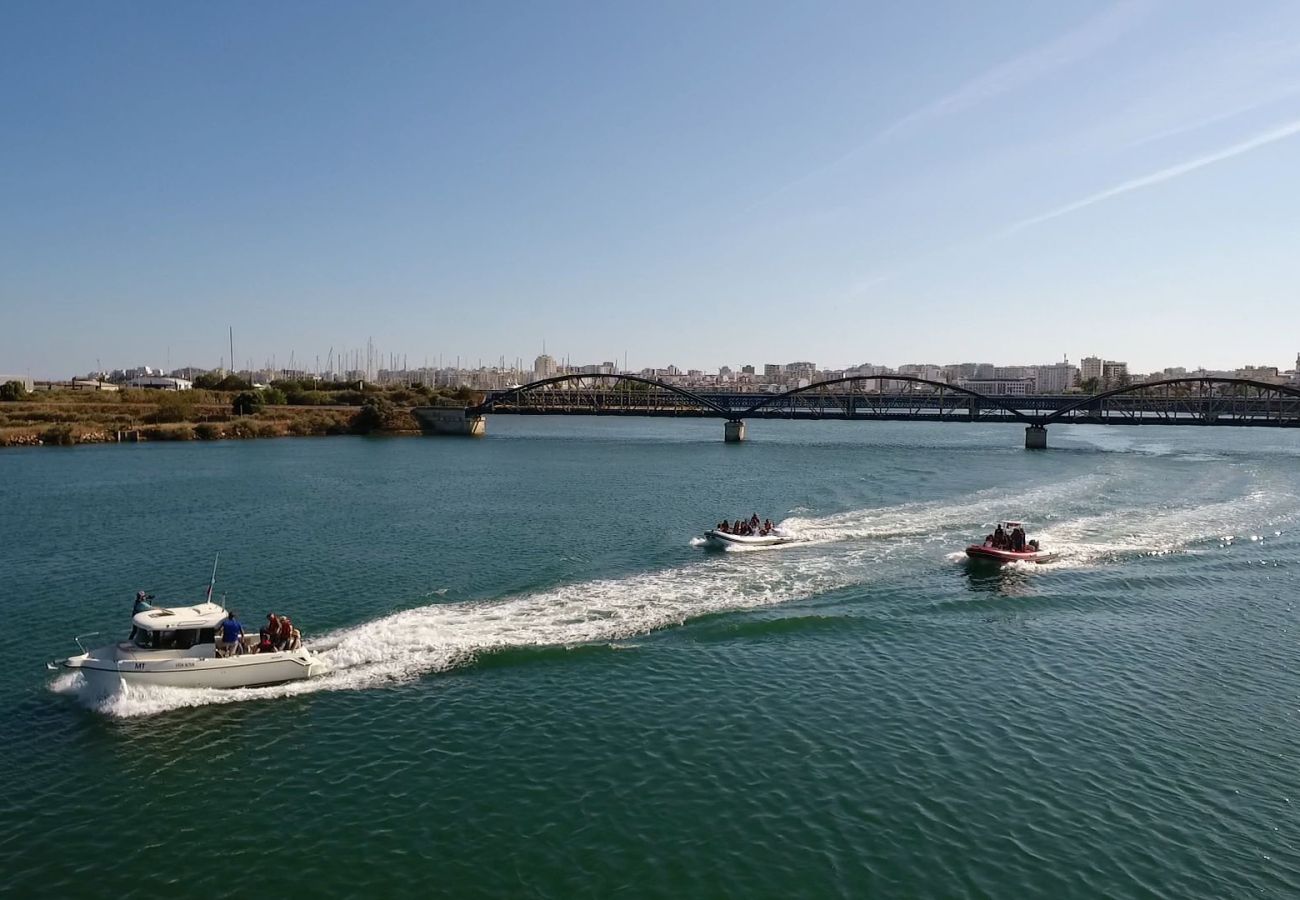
216,611,244,657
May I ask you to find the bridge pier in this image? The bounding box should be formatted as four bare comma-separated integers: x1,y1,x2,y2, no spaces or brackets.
1025,424,1047,449
724,420,746,443
412,407,487,437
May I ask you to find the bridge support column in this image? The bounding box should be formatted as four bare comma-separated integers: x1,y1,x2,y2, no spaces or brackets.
1025,424,1047,450
413,407,487,437
724,420,746,443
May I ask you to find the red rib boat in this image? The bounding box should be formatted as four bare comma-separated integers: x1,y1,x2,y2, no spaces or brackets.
965,522,1054,563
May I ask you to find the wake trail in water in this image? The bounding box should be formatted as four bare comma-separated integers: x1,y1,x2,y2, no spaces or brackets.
1032,486,1298,567
52,469,1289,717
782,474,1109,544
51,475,1117,717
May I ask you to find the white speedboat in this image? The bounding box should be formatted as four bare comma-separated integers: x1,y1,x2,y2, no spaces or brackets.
59,601,325,692
702,528,799,549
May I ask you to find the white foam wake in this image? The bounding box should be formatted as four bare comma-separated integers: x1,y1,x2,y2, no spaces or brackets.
781,474,1108,544
50,471,1291,717
52,543,882,718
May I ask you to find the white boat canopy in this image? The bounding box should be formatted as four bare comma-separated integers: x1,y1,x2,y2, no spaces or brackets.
132,602,228,633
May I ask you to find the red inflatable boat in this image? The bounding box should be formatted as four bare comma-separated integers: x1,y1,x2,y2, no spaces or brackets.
965,522,1053,563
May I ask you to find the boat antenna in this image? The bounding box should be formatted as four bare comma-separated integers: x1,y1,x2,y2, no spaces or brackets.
205,553,220,603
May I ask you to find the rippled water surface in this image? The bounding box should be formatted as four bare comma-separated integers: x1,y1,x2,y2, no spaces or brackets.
2,418,1299,898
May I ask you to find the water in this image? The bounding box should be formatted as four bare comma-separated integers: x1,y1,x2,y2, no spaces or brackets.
2,419,1298,898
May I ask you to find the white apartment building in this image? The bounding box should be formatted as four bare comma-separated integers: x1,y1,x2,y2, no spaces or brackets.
958,377,1035,395
533,354,557,380
1034,361,1078,394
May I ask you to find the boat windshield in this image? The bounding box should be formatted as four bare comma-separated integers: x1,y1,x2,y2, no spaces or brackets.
132,628,215,650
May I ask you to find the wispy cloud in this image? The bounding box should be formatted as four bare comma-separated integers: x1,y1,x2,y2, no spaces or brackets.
878,0,1155,140
749,1,1152,211
1001,116,1300,235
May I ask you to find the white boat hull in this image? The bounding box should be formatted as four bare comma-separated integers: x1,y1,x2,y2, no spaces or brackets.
65,642,323,691
703,529,798,549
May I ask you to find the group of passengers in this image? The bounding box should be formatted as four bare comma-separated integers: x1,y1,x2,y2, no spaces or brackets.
214,611,302,657
984,523,1038,553
716,513,777,537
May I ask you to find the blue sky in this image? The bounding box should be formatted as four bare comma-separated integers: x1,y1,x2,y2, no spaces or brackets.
3,0,1300,377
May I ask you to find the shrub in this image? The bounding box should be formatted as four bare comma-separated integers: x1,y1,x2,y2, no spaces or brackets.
260,387,287,405
194,422,222,440
226,420,258,439
350,397,391,434
0,381,28,401
140,425,195,441
232,391,263,416
146,391,197,423
40,423,76,445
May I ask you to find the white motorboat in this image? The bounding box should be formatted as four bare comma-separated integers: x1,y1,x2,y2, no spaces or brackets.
702,528,799,549
59,601,325,692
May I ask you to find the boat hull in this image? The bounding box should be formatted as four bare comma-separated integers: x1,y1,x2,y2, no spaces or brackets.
65,645,323,691
965,545,1053,564
703,529,798,549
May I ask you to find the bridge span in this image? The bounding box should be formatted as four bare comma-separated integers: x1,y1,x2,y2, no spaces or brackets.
412,375,1300,448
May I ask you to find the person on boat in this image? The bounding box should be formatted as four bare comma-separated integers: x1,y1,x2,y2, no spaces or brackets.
984,533,995,547
216,610,244,658
133,591,156,614
257,614,279,653
1011,527,1026,552
717,521,730,533
992,524,1007,549
750,513,760,529
763,519,774,533
274,616,296,651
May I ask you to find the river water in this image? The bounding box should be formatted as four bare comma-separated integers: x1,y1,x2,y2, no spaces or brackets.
1,418,1298,898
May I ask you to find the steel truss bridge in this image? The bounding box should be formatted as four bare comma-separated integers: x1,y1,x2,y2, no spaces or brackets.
416,375,1300,447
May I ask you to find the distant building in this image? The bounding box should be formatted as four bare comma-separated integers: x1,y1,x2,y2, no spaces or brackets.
763,363,783,378
1235,365,1285,384
127,375,192,391
533,354,557,380
740,365,756,375
1080,356,1103,383
958,377,1035,396
1034,360,1078,394
0,374,33,391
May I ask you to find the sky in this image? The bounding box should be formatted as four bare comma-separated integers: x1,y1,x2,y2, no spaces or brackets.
3,0,1300,378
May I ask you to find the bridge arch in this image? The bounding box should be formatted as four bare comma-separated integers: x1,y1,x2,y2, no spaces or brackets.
471,373,732,417
740,375,1036,424
1042,377,1300,424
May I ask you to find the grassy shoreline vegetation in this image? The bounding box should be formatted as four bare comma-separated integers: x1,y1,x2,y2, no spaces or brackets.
0,380,481,448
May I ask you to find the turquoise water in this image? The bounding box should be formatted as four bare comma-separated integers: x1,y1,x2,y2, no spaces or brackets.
2,418,1299,898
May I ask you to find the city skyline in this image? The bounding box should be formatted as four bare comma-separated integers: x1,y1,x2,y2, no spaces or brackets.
5,2,1300,376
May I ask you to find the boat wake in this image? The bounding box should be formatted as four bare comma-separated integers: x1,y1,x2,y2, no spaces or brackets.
49,471,1295,717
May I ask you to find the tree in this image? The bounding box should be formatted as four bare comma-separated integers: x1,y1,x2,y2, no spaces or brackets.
0,380,28,401
350,397,401,433
232,391,263,416
218,374,252,391
1079,377,1101,394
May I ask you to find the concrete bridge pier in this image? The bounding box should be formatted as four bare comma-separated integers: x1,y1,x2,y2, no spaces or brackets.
1025,424,1047,449
413,407,487,437
724,420,746,443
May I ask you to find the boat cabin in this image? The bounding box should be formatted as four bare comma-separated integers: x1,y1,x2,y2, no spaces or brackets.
129,602,227,651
